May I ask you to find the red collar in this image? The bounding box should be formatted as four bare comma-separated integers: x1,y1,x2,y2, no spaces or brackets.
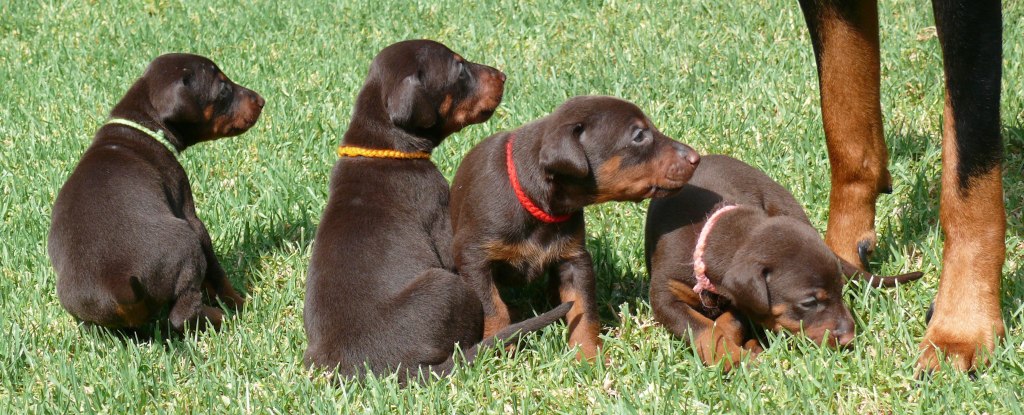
505,135,573,224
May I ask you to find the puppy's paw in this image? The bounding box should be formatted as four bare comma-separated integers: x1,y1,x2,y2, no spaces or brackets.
220,290,245,312
695,330,754,373
202,306,225,332
572,336,603,362
742,338,764,356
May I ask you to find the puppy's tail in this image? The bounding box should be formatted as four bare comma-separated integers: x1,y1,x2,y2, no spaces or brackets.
430,301,574,378
840,258,924,288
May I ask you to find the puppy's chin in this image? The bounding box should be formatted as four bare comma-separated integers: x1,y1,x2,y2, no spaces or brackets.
646,184,685,199
217,108,263,138
443,102,501,134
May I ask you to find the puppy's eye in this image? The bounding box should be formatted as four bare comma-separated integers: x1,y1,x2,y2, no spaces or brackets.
631,128,649,144
797,298,818,310
219,85,232,98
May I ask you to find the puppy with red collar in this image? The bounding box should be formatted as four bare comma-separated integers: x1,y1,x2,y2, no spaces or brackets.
451,96,701,360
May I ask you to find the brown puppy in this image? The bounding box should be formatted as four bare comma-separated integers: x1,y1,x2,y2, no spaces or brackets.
645,155,922,370
48,53,264,332
304,40,571,383
451,96,701,360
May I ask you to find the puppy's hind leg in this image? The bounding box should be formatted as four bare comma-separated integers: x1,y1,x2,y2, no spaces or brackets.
391,268,484,381
168,263,223,332
201,261,244,311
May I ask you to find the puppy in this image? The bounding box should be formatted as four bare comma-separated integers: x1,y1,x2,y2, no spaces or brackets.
304,40,570,383
645,155,922,370
450,96,701,360
49,53,264,332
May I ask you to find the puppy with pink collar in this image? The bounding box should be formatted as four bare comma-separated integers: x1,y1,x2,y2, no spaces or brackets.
644,155,922,370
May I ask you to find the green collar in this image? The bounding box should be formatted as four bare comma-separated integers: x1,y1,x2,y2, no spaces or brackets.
105,118,179,156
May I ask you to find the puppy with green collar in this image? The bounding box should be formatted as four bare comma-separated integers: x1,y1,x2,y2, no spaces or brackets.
48,53,264,332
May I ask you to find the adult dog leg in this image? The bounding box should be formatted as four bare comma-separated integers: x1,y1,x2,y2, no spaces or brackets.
799,0,889,269
920,0,1005,371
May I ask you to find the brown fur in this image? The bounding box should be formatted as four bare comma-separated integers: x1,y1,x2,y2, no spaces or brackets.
303,40,570,384
646,155,922,369
49,53,263,332
799,0,1005,371
451,96,700,361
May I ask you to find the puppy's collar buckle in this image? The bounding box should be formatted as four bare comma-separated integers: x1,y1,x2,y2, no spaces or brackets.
505,135,575,224
336,145,431,160
692,204,739,296
105,118,178,156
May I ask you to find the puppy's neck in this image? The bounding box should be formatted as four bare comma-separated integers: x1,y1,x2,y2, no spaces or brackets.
509,128,590,217
108,82,186,151
342,83,440,154
701,206,767,284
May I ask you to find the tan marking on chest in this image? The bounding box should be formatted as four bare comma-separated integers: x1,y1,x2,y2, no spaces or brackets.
484,238,584,272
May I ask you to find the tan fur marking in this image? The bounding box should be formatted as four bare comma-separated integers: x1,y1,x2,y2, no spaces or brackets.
113,302,150,328
439,95,453,117
693,311,752,372
666,278,703,309
919,94,1006,371
483,284,511,338
595,150,688,203
443,70,502,135
560,286,601,361
483,238,583,273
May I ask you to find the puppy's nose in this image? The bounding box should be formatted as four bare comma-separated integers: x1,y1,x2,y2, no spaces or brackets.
832,315,856,348
254,93,266,108
673,142,700,167
495,70,506,83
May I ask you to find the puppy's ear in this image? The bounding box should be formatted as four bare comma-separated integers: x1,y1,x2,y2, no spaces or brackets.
151,79,194,123
387,74,437,130
720,260,771,318
539,123,590,178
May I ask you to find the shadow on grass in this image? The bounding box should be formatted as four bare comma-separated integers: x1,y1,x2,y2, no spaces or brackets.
219,210,317,294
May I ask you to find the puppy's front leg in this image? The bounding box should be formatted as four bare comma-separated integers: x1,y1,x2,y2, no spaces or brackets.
694,312,758,372
554,251,602,361
459,250,511,337
656,279,755,371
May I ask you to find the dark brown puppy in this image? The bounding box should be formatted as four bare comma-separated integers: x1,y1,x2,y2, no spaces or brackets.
451,96,700,360
304,40,571,383
645,155,922,370
48,53,264,332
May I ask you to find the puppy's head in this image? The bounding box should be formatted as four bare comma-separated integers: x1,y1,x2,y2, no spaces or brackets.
369,40,505,142
538,96,700,203
719,217,856,347
143,53,265,143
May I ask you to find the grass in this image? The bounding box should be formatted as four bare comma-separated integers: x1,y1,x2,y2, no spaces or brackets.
1,0,1022,413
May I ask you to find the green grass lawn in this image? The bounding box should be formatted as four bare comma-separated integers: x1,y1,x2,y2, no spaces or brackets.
2,0,1022,412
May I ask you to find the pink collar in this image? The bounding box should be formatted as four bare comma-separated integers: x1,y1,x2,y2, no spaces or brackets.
692,205,739,295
